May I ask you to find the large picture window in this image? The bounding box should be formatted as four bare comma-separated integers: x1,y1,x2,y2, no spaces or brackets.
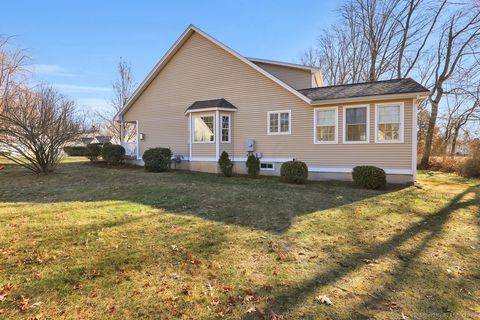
344,106,369,143
193,115,214,143
221,114,230,143
268,110,291,135
376,103,403,143
314,107,337,143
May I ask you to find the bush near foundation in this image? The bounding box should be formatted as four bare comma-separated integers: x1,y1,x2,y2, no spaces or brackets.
280,160,308,184
352,166,386,190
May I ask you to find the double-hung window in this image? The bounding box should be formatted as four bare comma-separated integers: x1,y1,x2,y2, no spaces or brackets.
315,107,337,143
344,106,369,143
221,114,231,143
375,103,403,143
268,110,291,135
193,115,215,143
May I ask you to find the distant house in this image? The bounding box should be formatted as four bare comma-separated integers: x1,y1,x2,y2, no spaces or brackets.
115,25,430,183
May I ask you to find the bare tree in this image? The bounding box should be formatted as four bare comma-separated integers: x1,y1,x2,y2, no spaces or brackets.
98,59,136,141
0,86,85,174
419,8,480,168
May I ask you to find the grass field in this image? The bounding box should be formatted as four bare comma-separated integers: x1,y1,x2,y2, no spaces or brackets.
0,157,479,319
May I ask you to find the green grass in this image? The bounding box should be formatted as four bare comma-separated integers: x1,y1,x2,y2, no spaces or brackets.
0,158,479,319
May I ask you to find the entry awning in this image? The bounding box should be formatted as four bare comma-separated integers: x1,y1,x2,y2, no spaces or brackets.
185,98,237,114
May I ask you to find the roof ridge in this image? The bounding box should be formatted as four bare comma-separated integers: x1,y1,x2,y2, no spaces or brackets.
298,78,412,92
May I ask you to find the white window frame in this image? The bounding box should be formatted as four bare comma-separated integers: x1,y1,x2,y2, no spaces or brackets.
267,110,291,135
220,113,231,143
260,162,275,171
313,107,338,144
374,102,404,144
192,113,215,144
343,104,370,144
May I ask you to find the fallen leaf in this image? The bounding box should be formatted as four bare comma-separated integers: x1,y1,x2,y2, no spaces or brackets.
315,295,333,305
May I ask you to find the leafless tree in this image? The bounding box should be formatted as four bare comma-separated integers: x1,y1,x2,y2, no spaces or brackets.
419,7,480,168
98,59,136,142
0,86,85,174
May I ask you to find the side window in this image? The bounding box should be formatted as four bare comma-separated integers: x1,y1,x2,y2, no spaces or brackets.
344,106,369,143
376,104,403,143
268,110,291,135
193,115,215,143
315,107,337,143
221,114,231,143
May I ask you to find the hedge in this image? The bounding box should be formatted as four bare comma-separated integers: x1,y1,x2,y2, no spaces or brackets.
143,147,172,172
63,146,88,156
102,144,125,165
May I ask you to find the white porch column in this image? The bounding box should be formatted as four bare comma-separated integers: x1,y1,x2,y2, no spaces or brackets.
188,113,192,161
120,119,124,146
215,110,220,160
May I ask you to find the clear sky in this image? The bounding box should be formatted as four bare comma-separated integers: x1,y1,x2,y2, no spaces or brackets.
1,1,341,112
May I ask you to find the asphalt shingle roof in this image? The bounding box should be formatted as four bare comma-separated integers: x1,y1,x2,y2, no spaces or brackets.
186,98,237,112
298,78,430,101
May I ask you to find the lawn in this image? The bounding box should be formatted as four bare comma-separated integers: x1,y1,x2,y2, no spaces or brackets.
0,158,478,319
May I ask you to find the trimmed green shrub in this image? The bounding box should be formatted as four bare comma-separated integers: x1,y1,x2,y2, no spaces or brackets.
280,160,308,184
246,154,260,178
86,143,103,162
143,147,172,172
352,166,386,190
218,151,234,177
460,158,480,178
102,144,125,165
63,146,88,156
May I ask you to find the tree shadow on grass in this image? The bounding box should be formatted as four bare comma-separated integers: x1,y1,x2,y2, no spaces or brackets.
241,185,480,319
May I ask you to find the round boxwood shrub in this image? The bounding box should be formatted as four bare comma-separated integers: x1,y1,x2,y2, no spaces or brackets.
102,144,125,165
86,143,103,162
143,147,172,172
63,146,88,156
352,166,386,189
218,151,234,177
280,160,308,184
246,154,260,178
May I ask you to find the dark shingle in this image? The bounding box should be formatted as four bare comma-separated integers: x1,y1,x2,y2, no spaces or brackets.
298,78,429,101
186,98,237,112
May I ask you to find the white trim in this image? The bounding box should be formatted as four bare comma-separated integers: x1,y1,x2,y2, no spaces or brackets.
342,104,370,144
215,110,220,159
116,24,312,118
310,92,430,106
313,107,338,144
260,162,275,171
220,113,231,143
185,107,237,114
308,167,413,175
192,113,215,144
234,157,293,162
267,110,292,135
247,57,320,72
189,157,218,162
412,99,418,180
188,113,192,160
119,118,124,146
374,102,404,144
135,120,140,160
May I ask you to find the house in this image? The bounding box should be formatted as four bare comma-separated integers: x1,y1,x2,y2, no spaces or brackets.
115,25,430,183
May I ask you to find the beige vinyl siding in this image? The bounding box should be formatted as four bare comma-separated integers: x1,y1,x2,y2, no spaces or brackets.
253,62,312,90
123,31,413,171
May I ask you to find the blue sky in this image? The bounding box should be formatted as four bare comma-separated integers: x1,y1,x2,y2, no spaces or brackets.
1,1,341,112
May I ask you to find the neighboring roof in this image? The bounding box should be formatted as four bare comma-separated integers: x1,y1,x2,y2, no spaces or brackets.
116,25,312,119
185,98,237,113
298,78,430,102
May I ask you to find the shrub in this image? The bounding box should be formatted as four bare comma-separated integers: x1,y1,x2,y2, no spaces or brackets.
143,147,172,172
280,160,308,184
428,156,462,173
246,154,260,178
352,166,386,190
63,146,88,156
102,144,125,165
218,151,234,177
86,143,103,162
460,157,480,178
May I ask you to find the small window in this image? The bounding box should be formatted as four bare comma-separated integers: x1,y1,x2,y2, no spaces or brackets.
268,110,291,135
260,162,274,170
376,104,403,143
221,114,231,143
193,115,214,143
344,106,369,143
315,107,337,143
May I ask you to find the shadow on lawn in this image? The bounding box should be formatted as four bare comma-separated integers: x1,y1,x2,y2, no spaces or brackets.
241,185,480,319
0,161,400,233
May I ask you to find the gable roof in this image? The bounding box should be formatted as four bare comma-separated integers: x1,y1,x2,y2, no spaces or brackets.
185,98,237,113
116,25,312,119
298,78,430,103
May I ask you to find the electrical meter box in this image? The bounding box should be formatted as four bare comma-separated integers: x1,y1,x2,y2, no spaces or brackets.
245,138,255,152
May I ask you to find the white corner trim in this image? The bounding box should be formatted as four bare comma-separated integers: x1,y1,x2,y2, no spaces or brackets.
308,167,413,175
188,113,192,160
342,104,370,144
374,102,405,144
313,106,338,144
136,120,140,160
412,98,418,180
215,110,220,159
267,110,292,135
189,157,218,162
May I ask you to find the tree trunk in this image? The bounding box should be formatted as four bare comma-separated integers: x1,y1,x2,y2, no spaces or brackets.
450,127,460,156
419,99,439,168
